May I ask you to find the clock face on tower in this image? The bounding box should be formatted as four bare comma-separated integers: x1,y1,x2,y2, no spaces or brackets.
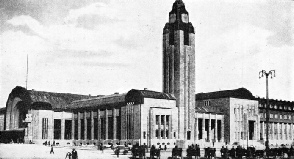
169,14,176,23
181,14,188,23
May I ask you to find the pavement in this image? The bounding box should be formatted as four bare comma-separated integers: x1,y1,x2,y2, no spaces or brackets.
0,143,223,159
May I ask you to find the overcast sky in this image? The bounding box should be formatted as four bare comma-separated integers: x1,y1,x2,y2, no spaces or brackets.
0,0,293,108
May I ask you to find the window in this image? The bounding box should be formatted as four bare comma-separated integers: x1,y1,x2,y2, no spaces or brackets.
204,100,210,106
284,115,287,120
280,115,283,119
260,113,263,118
187,131,191,140
274,114,278,118
156,115,159,125
270,114,273,118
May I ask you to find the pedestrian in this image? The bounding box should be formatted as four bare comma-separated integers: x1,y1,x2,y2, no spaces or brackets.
100,143,104,153
115,146,120,158
230,146,236,159
65,151,72,159
72,148,78,159
164,145,167,151
50,145,54,154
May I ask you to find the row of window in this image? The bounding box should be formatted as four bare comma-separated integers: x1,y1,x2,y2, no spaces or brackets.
260,113,292,120
259,104,294,111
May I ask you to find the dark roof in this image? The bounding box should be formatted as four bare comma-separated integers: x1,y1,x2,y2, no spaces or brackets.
68,93,126,110
195,105,223,114
196,88,255,100
7,86,94,110
125,89,176,104
67,89,176,110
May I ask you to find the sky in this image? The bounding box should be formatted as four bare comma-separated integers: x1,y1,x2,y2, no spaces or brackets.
0,0,293,108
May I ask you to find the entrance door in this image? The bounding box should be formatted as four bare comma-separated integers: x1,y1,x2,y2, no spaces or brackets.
249,120,255,140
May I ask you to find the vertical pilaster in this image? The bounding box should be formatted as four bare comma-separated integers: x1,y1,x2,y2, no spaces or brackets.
208,113,211,141
163,115,166,139
215,115,218,142
150,109,154,139
261,122,264,140
221,118,224,142
290,123,294,140
97,109,101,140
84,111,87,140
169,115,172,139
281,123,285,140
202,114,205,140
78,112,81,140
113,108,117,140
72,113,75,140
277,123,280,140
91,111,94,140
158,115,161,139
105,109,108,139
271,122,274,140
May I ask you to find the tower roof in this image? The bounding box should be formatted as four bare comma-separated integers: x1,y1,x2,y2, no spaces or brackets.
170,0,188,17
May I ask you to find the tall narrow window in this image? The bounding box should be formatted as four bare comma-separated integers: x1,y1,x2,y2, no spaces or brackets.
187,131,191,140
54,119,61,139
42,118,48,139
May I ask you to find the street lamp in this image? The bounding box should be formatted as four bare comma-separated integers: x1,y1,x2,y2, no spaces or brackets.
259,70,275,158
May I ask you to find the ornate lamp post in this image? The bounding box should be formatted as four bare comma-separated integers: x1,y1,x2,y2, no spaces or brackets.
259,70,275,158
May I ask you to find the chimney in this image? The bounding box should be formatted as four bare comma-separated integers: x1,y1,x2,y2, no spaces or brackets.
144,88,148,90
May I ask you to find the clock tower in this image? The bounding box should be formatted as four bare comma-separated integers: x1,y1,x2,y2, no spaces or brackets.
163,0,195,142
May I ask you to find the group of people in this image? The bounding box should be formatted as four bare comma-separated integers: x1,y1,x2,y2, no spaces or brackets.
65,148,78,159
186,144,201,158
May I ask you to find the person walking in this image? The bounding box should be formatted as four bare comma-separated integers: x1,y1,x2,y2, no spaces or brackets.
65,152,72,159
72,148,78,159
50,145,54,154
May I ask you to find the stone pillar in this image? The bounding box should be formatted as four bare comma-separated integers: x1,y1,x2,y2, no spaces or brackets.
97,109,101,140
221,118,224,142
277,123,280,140
215,115,218,142
105,109,108,139
271,122,275,140
158,115,161,139
163,115,166,139
61,118,65,140
168,115,172,139
113,108,117,140
285,124,288,140
208,113,211,141
84,111,87,140
290,123,294,140
72,113,75,140
91,111,94,140
202,114,205,140
280,123,285,140
78,112,81,140
150,109,154,139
